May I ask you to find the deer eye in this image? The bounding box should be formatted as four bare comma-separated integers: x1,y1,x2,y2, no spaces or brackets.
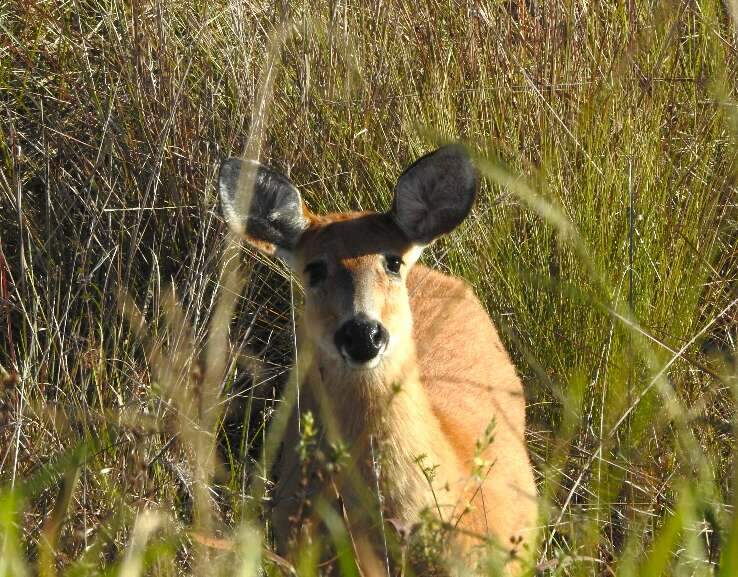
304,261,328,287
384,254,403,275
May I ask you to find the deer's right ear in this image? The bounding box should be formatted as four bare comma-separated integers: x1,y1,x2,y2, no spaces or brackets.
219,158,309,258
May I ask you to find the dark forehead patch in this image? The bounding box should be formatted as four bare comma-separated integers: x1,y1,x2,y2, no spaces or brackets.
298,212,410,260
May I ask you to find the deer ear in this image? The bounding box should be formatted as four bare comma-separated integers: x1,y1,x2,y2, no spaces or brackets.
390,145,479,245
219,158,309,257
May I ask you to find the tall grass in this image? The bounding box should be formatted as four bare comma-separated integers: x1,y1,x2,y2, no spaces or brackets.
1,0,737,575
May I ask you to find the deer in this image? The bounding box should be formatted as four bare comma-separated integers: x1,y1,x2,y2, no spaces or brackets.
219,145,538,575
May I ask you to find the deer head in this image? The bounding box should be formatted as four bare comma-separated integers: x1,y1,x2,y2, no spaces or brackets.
219,145,478,375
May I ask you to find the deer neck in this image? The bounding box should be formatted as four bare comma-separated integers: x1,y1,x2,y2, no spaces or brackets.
308,340,450,521
312,340,425,438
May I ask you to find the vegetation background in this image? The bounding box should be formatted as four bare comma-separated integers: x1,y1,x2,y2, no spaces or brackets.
1,0,737,575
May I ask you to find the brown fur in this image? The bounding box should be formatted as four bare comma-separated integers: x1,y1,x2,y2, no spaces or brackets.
267,211,538,575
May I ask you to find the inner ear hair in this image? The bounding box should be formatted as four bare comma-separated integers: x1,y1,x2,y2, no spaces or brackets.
219,157,309,255
390,144,479,245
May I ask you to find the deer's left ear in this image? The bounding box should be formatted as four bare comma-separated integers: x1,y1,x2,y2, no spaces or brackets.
219,157,309,258
390,145,479,245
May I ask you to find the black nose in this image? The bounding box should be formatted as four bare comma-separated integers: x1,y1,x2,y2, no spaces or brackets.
334,315,389,364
